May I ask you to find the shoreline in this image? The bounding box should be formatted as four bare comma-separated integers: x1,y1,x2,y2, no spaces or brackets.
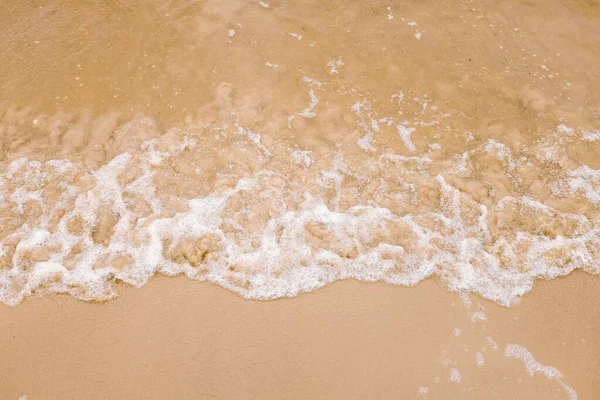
2,272,599,399
1,0,599,398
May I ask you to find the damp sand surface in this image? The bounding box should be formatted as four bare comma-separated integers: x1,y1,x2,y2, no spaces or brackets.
1,272,600,399
1,0,599,306
1,0,600,398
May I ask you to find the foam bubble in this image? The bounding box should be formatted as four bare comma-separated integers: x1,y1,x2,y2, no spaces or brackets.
557,124,575,136
486,337,499,351
449,368,461,383
550,165,600,204
397,124,417,152
475,352,485,367
582,130,600,142
1,106,599,307
471,311,487,323
505,344,577,400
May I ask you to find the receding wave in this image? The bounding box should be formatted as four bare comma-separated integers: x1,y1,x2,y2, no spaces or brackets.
1,86,599,306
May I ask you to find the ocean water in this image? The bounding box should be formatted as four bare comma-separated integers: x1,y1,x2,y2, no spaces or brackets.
1,0,599,307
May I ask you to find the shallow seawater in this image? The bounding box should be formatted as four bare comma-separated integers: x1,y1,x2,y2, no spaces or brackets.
1,0,599,307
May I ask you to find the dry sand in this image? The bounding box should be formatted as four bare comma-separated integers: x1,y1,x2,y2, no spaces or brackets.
1,272,599,399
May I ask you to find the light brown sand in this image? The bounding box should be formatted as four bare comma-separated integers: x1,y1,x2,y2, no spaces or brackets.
1,0,599,306
1,272,599,399
1,0,600,398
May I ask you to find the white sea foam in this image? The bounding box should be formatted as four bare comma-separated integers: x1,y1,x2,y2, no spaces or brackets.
486,337,499,351
289,87,320,126
326,57,344,75
582,130,600,142
1,108,599,307
557,124,574,135
290,149,313,168
471,311,487,323
449,368,461,383
299,89,319,118
475,352,485,367
236,126,271,157
505,344,577,399
550,165,600,204
397,124,416,152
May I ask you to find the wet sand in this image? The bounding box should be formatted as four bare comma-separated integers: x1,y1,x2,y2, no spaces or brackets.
1,0,599,306
2,272,599,399
1,0,600,398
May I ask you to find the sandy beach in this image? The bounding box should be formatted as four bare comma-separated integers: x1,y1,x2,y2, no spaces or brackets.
1,0,599,398
2,272,600,399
